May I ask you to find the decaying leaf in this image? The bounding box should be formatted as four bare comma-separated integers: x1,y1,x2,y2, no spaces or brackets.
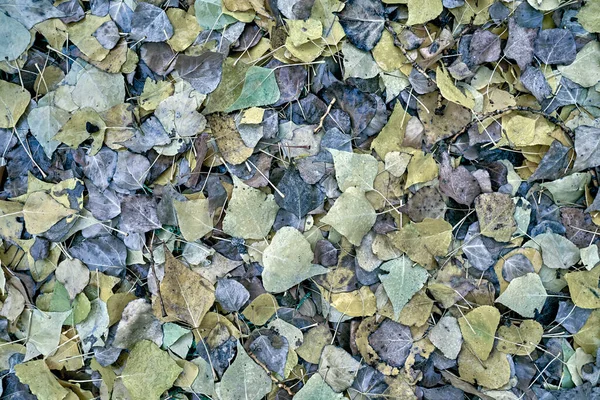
160,251,215,327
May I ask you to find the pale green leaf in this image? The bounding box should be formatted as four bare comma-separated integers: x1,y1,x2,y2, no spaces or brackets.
321,186,376,246
222,177,279,240
262,227,327,293
226,66,280,112
379,256,429,319
217,341,272,400
173,198,213,241
496,273,547,318
329,148,379,192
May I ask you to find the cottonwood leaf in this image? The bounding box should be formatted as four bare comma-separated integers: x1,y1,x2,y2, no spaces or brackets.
15,360,70,399
286,18,323,47
528,140,570,181
76,298,109,352
173,198,213,241
573,125,600,171
226,66,280,112
458,305,500,361
0,0,65,29
296,325,332,364
275,166,324,218
155,90,207,138
379,256,429,319
0,79,31,129
175,52,224,94
321,186,376,246
368,319,412,368
335,0,385,51
27,105,70,158
242,293,278,325
406,0,443,25
501,253,535,282
262,227,327,293
436,66,476,109
458,348,510,390
54,107,105,149
469,29,501,64
121,340,183,400
194,0,236,30
318,345,361,392
217,342,272,400
70,235,127,276
555,301,592,336
222,177,279,240
329,148,379,192
439,153,481,205
94,20,120,49
215,278,250,313
497,320,543,355
463,222,497,271
389,218,452,268
161,251,215,328
429,315,462,359
534,231,580,269
0,13,30,61
400,186,447,223
557,41,600,87
21,308,71,356
342,41,380,80
564,266,600,309
521,65,552,102
504,18,537,69
475,193,516,242
534,28,576,65
540,172,590,204
578,0,600,33
130,3,173,42
23,191,77,235
71,64,125,112
86,181,121,221
295,374,345,400
56,258,89,300
496,273,547,318
249,333,288,378
120,195,161,233
113,298,162,349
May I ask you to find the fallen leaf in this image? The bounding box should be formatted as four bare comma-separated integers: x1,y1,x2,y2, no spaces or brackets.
496,273,547,318
262,227,327,293
161,251,215,327
458,305,500,361
121,340,183,400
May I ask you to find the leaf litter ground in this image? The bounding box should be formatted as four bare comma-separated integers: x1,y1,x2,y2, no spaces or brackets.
0,0,599,399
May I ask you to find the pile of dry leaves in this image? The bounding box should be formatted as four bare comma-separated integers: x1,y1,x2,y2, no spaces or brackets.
0,0,599,399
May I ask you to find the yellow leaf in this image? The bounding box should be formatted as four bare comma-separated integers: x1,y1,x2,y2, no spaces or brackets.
0,79,31,128
23,191,77,235
406,0,443,25
242,293,278,325
405,151,439,188
161,251,215,328
436,66,476,110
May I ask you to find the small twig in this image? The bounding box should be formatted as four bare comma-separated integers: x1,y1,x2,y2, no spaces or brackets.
314,98,336,133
